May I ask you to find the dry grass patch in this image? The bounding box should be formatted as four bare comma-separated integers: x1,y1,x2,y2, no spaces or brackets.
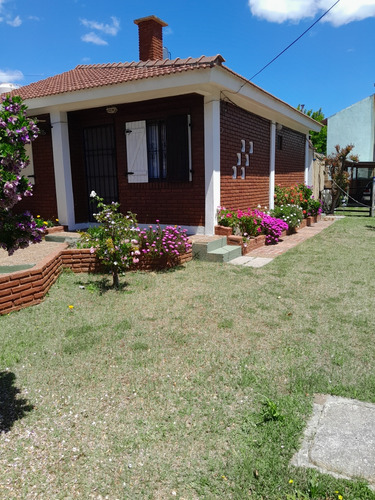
1,218,375,499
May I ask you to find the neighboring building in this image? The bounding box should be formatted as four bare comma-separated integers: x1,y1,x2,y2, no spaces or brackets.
5,15,321,234
327,95,375,162
327,95,375,200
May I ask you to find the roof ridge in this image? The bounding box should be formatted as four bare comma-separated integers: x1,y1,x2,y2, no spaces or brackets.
74,55,225,70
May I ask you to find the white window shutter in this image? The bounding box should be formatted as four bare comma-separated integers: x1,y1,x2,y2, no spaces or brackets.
125,121,148,183
23,143,35,185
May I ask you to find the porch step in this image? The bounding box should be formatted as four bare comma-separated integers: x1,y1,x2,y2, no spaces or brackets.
192,236,242,263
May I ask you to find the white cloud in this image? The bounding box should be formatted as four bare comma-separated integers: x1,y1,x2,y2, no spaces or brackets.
81,32,108,46
6,14,21,27
0,69,24,83
248,0,375,26
80,16,120,36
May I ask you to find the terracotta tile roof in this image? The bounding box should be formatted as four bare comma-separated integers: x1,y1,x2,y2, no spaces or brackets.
8,55,225,100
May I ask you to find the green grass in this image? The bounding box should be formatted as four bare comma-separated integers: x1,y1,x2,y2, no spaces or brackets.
1,217,375,499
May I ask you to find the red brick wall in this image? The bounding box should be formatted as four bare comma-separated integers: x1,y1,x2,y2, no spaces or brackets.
136,18,164,61
68,94,205,227
13,115,58,220
275,126,306,187
0,246,192,315
220,101,271,209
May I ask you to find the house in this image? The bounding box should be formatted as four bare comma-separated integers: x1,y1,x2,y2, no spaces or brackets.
7,15,321,235
327,95,375,201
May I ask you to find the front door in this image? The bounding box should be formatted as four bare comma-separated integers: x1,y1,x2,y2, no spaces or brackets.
83,125,118,221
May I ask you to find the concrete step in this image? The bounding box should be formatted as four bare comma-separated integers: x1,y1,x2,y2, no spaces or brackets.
192,238,242,262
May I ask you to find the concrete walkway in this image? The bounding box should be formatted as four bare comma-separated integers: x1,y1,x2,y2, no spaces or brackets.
229,218,336,267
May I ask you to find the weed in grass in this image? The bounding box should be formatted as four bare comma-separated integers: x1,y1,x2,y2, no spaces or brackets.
131,341,149,352
218,318,234,329
259,396,285,424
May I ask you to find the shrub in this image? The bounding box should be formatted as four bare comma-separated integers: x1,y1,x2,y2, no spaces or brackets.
0,95,43,254
270,204,303,229
216,207,238,233
78,192,139,288
274,183,322,218
136,221,191,263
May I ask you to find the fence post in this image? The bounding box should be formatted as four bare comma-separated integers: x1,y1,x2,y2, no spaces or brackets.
371,176,375,217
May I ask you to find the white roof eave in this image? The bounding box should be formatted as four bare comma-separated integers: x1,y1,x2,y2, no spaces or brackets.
24,65,322,134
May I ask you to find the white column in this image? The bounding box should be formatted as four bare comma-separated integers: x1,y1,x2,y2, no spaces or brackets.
204,97,221,235
269,121,276,210
50,111,75,229
304,133,311,186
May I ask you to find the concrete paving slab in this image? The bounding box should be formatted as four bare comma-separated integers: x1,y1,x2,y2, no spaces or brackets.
229,256,274,267
228,256,256,266
291,395,375,490
244,257,273,268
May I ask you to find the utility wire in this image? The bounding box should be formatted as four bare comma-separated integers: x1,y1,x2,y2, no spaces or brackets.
249,0,341,81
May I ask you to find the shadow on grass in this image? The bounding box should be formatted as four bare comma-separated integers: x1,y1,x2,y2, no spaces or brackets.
0,371,34,433
74,276,131,295
365,225,375,231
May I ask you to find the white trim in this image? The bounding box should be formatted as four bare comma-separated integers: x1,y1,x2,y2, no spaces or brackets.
204,97,221,235
269,121,276,210
50,111,75,229
304,134,310,185
24,67,320,135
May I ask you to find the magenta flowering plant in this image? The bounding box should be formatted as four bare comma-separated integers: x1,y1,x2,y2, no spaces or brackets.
236,208,264,237
0,95,43,254
217,206,287,244
253,209,288,244
137,221,191,263
216,207,239,232
78,192,139,288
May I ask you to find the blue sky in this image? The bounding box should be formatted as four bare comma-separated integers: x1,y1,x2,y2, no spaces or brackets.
1,0,374,117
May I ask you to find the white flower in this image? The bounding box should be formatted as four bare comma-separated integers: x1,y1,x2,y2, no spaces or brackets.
90,190,97,198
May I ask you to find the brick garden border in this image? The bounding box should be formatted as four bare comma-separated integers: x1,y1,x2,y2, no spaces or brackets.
214,213,322,255
0,246,192,315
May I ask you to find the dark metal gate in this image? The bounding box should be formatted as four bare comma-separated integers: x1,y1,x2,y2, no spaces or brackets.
83,125,118,222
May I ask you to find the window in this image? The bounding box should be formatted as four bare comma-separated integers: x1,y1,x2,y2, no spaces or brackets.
126,115,191,183
147,120,167,180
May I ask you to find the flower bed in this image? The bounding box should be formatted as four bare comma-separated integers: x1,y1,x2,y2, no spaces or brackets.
0,245,192,315
217,207,288,247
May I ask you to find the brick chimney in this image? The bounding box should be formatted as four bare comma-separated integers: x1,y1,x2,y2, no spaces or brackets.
134,15,168,61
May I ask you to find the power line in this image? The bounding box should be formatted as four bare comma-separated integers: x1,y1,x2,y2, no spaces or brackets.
249,0,341,81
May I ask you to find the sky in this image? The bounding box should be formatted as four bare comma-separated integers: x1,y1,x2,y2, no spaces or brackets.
1,0,375,118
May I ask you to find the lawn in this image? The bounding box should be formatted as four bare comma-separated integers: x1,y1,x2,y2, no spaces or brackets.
1,217,375,499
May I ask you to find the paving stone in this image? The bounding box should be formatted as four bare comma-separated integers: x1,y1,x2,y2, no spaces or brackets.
228,256,256,265
291,395,375,490
244,257,273,268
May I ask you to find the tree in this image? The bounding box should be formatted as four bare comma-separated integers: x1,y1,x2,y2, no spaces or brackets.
0,95,44,254
297,105,327,154
324,144,358,214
